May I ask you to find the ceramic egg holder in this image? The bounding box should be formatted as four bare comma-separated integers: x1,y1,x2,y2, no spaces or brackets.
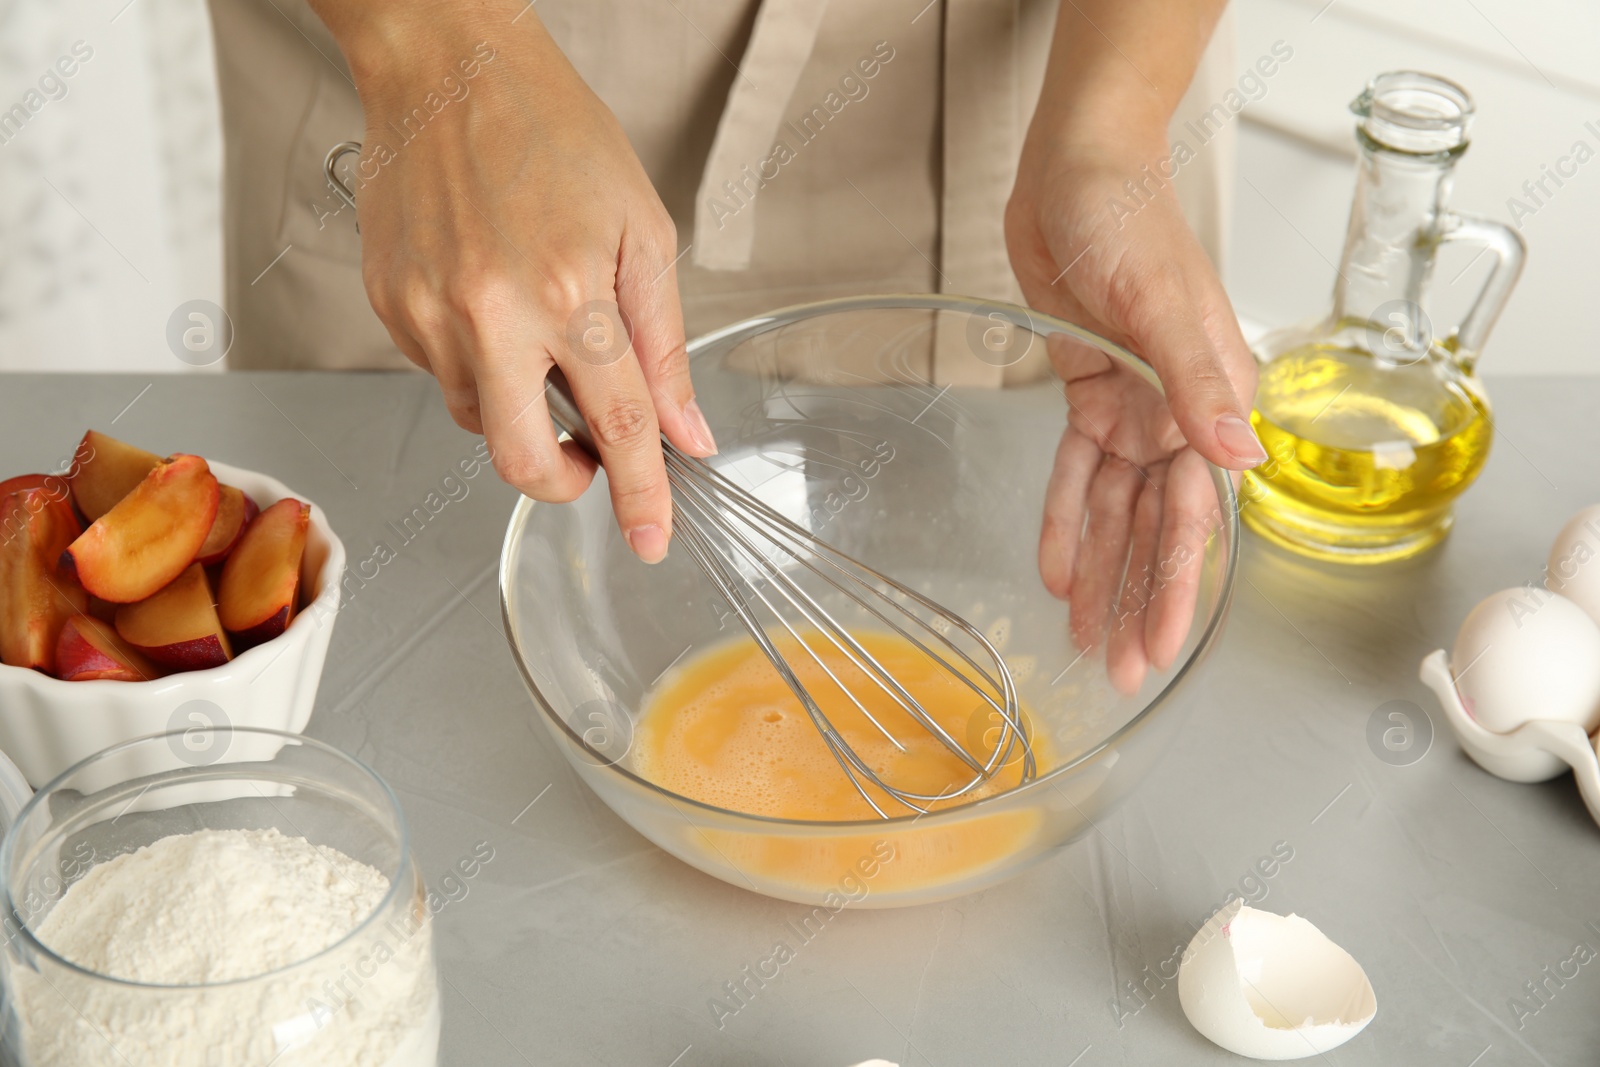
1420,651,1600,822
1420,504,1600,828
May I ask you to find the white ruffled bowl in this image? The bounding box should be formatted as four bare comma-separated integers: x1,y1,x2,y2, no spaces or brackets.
0,462,345,786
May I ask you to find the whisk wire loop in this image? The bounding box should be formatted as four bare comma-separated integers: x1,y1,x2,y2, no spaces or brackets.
675,453,1035,774
671,468,963,760
662,443,1037,813
543,373,1036,818
671,519,910,818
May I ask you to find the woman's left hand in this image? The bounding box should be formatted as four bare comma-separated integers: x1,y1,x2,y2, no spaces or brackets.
1006,123,1259,693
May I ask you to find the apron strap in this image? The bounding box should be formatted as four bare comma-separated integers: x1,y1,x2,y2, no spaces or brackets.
932,0,1023,388
692,0,832,271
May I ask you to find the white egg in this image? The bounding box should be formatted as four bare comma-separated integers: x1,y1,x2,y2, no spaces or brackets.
1548,505,1600,627
1178,900,1376,1060
1451,588,1600,735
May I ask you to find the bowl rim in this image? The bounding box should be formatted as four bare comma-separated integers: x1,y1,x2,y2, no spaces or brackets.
0,726,414,991
0,459,346,693
499,292,1240,829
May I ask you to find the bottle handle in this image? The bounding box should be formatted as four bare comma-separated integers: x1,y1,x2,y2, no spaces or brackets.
1437,210,1526,372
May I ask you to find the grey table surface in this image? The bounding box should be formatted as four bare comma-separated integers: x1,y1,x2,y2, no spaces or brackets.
3,371,1598,1067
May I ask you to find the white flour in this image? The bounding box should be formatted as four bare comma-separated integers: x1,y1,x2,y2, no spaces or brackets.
14,827,438,1067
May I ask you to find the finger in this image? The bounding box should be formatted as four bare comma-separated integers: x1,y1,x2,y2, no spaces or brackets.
477,353,598,505
377,284,488,434
378,317,431,374
381,319,487,434
423,343,485,435
1111,249,1265,471
615,221,717,458
1068,456,1144,651
558,316,674,563
1044,332,1111,385
1038,427,1100,599
1107,468,1166,696
1146,448,1221,671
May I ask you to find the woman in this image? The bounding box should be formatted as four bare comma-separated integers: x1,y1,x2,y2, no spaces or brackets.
208,0,1263,684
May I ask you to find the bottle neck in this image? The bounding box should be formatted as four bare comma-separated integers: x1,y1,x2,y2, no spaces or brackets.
1331,141,1459,328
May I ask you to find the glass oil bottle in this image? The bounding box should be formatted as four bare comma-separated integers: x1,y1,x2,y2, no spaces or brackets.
1243,72,1525,564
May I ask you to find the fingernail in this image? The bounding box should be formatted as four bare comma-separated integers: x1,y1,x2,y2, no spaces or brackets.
1215,413,1268,467
682,398,718,456
626,524,669,564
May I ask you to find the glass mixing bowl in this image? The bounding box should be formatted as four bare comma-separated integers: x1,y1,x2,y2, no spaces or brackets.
500,295,1238,907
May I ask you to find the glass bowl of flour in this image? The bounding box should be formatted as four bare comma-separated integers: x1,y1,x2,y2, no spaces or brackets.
0,728,439,1067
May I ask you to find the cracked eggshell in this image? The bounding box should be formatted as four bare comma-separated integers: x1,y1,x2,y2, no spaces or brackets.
1549,505,1600,627
1178,899,1375,1061
1451,588,1600,735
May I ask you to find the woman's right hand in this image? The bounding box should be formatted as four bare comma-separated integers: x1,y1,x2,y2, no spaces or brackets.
310,0,717,563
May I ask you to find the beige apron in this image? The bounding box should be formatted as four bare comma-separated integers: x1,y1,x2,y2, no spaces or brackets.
207,0,1235,380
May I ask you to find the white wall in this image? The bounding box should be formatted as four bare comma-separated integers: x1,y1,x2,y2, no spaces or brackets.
1229,0,1600,375
0,0,222,373
0,0,1590,374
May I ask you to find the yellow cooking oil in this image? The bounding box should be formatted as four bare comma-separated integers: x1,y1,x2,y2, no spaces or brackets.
1241,342,1492,563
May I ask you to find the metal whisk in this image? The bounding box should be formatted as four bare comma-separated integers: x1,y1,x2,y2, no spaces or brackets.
545,373,1035,818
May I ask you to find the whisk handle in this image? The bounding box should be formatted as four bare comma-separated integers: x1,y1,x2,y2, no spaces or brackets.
542,369,600,459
